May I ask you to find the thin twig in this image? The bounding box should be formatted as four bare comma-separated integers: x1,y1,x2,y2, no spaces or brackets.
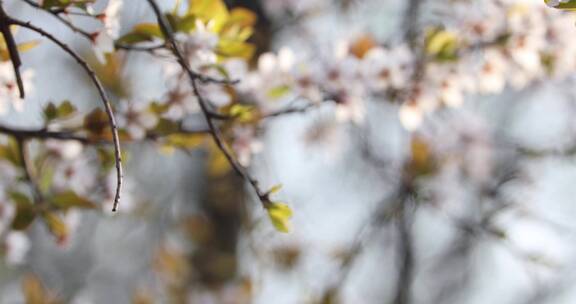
19,0,93,39
0,123,210,144
7,17,124,212
146,0,269,205
393,194,415,304
114,42,166,52
0,1,25,98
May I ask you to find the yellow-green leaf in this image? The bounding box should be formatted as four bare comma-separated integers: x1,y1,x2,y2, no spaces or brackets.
266,202,293,233
266,85,291,99
425,28,458,62
132,23,163,38
51,191,97,210
165,133,206,150
228,8,257,27
268,184,283,195
11,195,36,230
17,40,40,53
217,40,255,60
0,138,21,166
188,0,229,31
22,275,49,304
43,212,68,244
229,104,256,122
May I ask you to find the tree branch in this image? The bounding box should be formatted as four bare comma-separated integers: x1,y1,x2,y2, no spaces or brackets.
0,123,210,144
0,1,25,98
393,195,415,304
6,17,124,212
145,0,270,206
19,0,93,39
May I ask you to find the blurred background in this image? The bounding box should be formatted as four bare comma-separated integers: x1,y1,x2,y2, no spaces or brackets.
2,0,576,303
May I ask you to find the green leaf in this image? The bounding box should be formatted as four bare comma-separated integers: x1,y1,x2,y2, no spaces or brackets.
165,134,206,150
38,163,54,194
51,191,97,210
11,194,36,231
117,32,155,45
117,23,163,45
43,103,58,121
57,100,76,118
229,104,256,122
0,138,21,166
188,0,229,31
132,23,163,38
217,40,255,60
176,15,197,33
152,118,179,135
43,212,68,244
268,184,283,195
9,191,32,206
84,108,111,140
266,86,291,99
41,0,94,11
266,202,293,233
43,101,76,122
425,27,459,62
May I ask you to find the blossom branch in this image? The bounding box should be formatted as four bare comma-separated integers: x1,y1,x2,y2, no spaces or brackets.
146,0,269,206
6,17,124,212
0,123,210,144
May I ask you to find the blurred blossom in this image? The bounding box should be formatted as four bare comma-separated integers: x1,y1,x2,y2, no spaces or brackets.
0,62,34,114
116,101,158,139
45,140,84,160
239,0,576,132
4,231,30,266
232,126,263,167
93,0,123,63
361,46,413,92
399,102,424,131
263,0,327,16
200,83,232,108
425,110,494,184
52,156,97,196
178,20,219,69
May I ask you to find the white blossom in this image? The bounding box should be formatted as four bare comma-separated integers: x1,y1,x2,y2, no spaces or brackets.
116,102,158,140
93,0,123,64
4,231,30,266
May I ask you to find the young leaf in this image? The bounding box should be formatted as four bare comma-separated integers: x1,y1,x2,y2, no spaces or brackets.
50,191,97,210
84,108,111,140
11,194,36,231
43,212,68,245
165,134,206,150
266,202,293,233
268,184,283,195
22,275,50,304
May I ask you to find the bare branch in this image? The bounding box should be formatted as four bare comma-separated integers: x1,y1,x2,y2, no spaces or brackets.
19,0,93,39
7,17,124,212
0,1,25,98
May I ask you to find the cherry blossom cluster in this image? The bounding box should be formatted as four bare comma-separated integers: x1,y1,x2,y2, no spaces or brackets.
0,0,573,290
225,0,576,132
